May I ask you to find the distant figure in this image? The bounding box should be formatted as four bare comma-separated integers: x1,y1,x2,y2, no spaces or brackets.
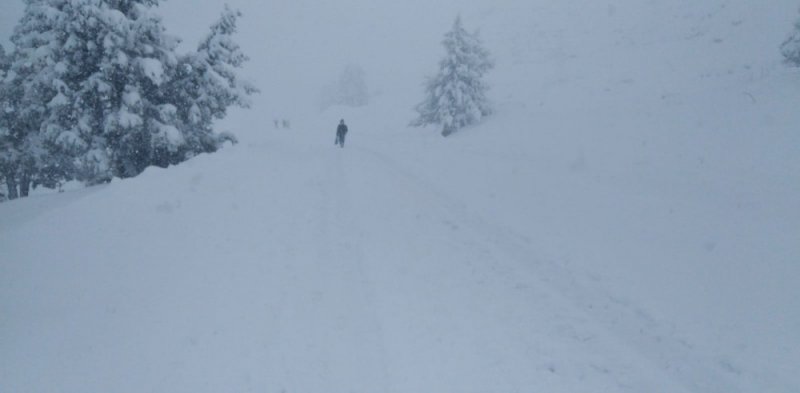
335,119,348,148
282,119,291,129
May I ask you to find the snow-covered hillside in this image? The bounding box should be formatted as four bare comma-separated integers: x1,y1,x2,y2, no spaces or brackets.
2,0,799,392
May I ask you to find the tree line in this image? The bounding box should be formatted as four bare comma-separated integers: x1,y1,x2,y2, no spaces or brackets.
4,4,800,202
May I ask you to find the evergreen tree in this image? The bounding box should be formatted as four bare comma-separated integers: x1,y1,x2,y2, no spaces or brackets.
336,64,369,107
411,16,493,137
1,0,177,188
76,0,184,181
0,49,28,199
319,64,369,110
1,0,256,196
782,10,800,66
1,0,72,199
166,6,257,161
0,45,8,71
0,44,10,200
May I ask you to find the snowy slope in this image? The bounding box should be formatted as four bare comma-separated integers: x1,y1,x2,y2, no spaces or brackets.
2,0,800,392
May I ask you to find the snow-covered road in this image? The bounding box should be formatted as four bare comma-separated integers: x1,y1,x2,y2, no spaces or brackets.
232,134,696,392
0,127,796,393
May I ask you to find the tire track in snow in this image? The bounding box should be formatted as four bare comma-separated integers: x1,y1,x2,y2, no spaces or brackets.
268,145,391,393
348,144,750,393
335,145,686,392
329,149,393,392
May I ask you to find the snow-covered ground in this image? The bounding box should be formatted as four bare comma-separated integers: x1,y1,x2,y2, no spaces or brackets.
2,0,799,392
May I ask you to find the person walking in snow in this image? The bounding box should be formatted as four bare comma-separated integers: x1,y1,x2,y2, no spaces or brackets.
335,119,348,148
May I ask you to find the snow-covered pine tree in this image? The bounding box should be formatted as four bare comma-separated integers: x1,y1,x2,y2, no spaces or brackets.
411,16,493,137
0,43,10,200
3,1,256,194
1,0,75,199
0,44,21,199
336,64,369,107
781,10,800,66
166,6,257,160
0,45,8,71
319,64,369,110
2,0,181,187
77,0,186,181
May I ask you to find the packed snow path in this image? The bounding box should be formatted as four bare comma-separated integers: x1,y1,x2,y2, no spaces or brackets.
3,128,790,393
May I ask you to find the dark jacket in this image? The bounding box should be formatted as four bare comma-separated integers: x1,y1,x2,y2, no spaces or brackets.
337,123,348,135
